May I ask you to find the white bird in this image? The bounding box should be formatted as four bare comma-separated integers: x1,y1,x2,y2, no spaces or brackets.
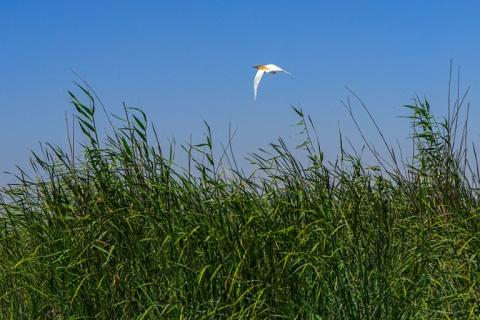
253,64,291,101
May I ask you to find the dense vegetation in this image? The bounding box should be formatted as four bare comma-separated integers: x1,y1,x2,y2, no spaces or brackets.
0,84,479,319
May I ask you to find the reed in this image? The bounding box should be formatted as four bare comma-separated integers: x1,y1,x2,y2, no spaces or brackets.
0,82,478,319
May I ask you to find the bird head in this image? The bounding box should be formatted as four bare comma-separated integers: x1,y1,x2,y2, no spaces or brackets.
253,65,268,71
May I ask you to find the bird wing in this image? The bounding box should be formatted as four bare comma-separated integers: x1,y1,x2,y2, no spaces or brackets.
253,69,265,100
267,64,291,75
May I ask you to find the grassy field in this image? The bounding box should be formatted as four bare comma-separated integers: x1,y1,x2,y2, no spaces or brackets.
0,85,479,319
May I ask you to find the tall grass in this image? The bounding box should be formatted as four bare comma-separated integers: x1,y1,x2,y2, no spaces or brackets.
0,82,479,319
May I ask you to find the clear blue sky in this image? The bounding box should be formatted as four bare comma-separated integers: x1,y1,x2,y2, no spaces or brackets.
1,1,480,183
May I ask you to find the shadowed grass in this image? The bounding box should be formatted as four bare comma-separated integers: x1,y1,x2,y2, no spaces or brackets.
0,83,479,319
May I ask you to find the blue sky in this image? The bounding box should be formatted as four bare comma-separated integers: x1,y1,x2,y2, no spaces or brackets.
1,1,480,183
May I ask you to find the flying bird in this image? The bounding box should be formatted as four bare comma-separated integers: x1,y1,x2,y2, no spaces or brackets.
253,64,291,101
